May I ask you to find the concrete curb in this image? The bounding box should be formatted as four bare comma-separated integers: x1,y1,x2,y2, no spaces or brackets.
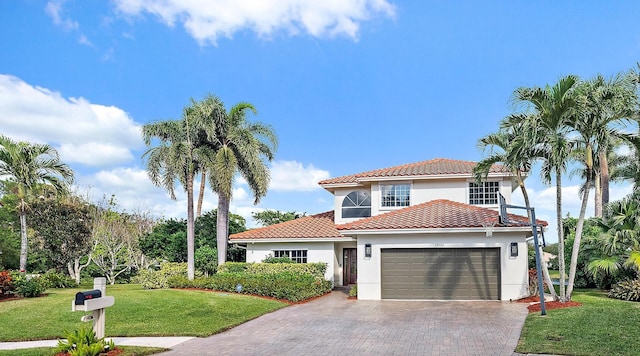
0,337,195,350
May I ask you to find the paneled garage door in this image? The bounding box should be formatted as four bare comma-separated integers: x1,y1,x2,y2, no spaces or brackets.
381,248,500,300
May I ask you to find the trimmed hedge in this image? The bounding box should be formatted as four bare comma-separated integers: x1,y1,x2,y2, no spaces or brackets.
169,272,332,302
133,262,202,289
217,262,327,277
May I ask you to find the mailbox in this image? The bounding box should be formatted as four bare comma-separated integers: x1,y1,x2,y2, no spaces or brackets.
75,289,102,305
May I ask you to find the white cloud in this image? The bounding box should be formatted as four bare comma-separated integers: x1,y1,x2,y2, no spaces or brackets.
112,0,396,45
0,74,143,168
78,34,95,47
45,0,79,31
269,160,330,192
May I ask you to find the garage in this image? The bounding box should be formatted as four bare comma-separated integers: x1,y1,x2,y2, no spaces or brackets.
381,248,501,300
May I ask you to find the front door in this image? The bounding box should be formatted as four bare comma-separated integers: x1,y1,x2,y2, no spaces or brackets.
343,248,357,285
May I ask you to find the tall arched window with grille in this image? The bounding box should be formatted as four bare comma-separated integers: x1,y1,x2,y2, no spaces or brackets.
342,191,371,218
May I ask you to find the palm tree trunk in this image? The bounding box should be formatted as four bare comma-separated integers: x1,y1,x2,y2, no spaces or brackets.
567,166,592,300
186,175,195,280
599,150,610,210
19,208,28,273
556,171,566,301
594,172,602,217
196,171,206,217
518,172,558,300
217,194,230,266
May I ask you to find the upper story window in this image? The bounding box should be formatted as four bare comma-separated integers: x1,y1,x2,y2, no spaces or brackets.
381,184,410,208
469,181,500,205
342,191,371,218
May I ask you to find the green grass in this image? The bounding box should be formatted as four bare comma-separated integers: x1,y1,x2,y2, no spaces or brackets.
517,290,640,356
548,269,560,279
0,346,166,356
0,284,287,341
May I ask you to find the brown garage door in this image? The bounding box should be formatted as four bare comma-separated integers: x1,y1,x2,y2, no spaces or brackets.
381,248,500,300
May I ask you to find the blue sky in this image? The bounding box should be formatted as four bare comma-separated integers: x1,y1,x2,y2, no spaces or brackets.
1,1,638,239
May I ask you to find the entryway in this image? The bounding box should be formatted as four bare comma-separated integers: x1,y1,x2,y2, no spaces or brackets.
343,248,357,285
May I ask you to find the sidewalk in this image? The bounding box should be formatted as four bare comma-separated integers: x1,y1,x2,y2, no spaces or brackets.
0,337,194,350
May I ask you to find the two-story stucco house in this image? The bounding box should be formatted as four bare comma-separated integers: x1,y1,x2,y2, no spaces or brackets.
230,158,544,301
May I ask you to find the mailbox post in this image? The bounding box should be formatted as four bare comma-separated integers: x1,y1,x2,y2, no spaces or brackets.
71,277,114,339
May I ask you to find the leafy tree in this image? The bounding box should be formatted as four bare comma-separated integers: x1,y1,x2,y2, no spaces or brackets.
191,94,277,266
139,218,188,262
195,246,217,276
0,192,20,269
29,196,93,283
252,210,305,226
0,135,74,272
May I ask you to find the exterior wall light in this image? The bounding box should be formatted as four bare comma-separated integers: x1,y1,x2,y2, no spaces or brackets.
365,244,372,258
510,242,518,257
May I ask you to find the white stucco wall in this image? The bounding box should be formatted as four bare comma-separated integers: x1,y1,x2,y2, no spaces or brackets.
244,242,337,283
354,232,530,301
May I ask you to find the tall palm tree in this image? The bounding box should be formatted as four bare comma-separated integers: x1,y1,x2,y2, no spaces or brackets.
142,111,213,280
474,122,558,300
511,75,579,301
0,135,74,273
192,94,277,266
565,74,640,299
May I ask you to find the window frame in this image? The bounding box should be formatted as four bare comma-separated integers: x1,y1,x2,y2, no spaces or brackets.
342,190,372,218
379,183,411,208
273,250,308,263
468,180,500,205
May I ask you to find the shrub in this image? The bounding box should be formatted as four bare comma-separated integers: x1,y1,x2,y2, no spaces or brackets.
262,254,295,263
608,279,640,302
41,269,77,288
217,261,327,278
348,284,357,297
169,272,332,302
133,262,202,289
0,271,14,297
56,326,115,356
10,273,47,297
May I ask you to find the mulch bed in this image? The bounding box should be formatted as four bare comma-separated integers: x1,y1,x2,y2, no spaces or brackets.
515,295,582,313
55,348,123,356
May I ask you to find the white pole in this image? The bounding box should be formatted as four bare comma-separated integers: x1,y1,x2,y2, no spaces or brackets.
92,278,107,339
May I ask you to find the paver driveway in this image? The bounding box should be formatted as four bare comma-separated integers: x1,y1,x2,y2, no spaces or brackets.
161,290,529,356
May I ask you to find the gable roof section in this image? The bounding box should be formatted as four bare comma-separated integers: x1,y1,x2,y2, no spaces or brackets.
229,211,343,240
318,158,509,185
337,199,545,231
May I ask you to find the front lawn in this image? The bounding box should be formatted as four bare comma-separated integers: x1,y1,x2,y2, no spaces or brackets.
0,346,166,356
517,290,640,356
0,284,287,341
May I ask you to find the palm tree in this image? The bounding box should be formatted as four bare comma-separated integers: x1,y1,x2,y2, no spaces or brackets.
0,135,74,273
511,75,579,301
587,192,640,281
565,73,640,299
142,111,213,280
192,94,277,266
474,122,558,300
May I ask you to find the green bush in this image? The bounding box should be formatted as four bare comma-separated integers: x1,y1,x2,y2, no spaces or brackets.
41,269,77,288
262,254,295,263
169,272,332,302
133,262,201,289
348,284,357,297
608,279,640,302
56,325,115,356
217,262,327,278
10,273,47,297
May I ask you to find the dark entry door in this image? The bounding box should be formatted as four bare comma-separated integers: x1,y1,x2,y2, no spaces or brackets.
343,248,357,285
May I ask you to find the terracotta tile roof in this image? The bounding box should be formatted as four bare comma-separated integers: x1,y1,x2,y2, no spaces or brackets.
229,211,344,240
337,200,546,230
319,158,509,185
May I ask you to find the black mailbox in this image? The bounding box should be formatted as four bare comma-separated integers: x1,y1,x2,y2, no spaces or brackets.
75,290,102,305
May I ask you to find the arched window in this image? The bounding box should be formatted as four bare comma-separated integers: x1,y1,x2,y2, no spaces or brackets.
342,191,371,218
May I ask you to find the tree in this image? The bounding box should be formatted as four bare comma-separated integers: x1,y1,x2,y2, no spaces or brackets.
565,73,639,299
509,75,579,301
29,195,93,283
139,218,188,262
142,109,214,280
0,135,74,273
252,210,305,226
0,190,20,269
191,94,277,266
474,123,558,300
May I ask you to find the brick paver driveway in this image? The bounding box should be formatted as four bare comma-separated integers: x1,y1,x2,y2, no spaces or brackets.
160,290,529,356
